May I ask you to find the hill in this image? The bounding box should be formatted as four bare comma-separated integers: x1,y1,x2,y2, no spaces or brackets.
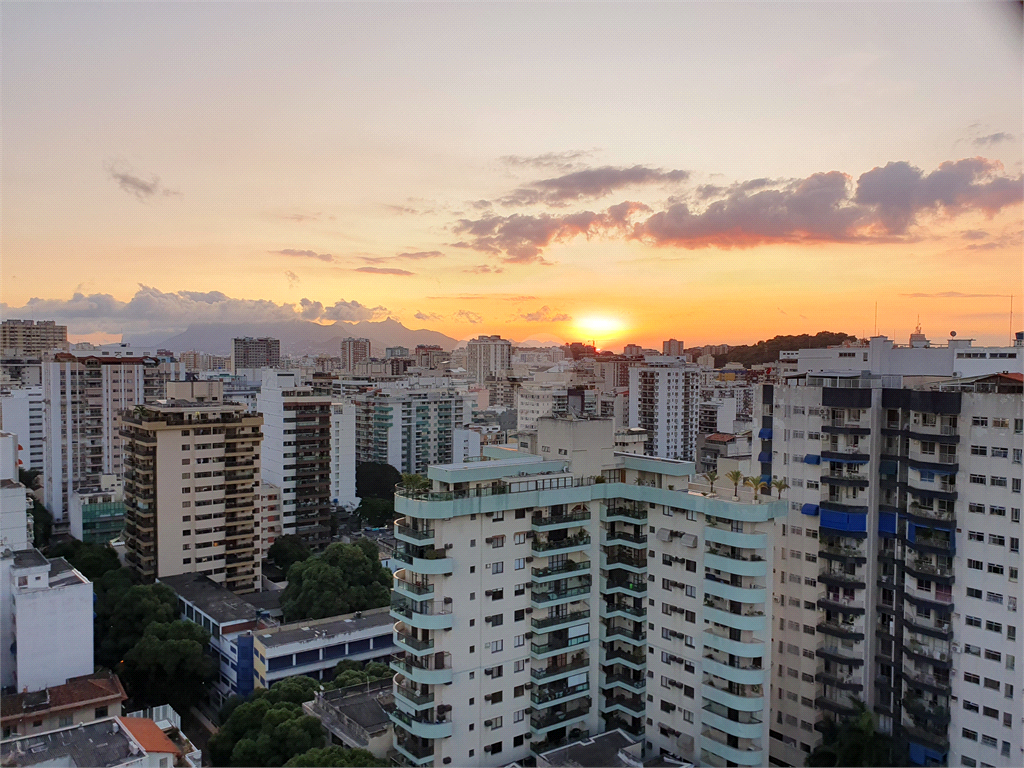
714,331,857,368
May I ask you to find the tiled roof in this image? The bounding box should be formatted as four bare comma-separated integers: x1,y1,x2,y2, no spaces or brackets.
120,717,181,756
0,672,127,723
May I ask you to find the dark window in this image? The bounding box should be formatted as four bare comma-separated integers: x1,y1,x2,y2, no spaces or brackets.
95,707,108,718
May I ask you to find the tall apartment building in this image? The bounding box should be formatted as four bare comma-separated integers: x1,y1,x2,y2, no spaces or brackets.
467,336,512,383
42,348,185,521
257,370,332,549
629,359,700,461
757,371,1023,768
1,385,45,471
351,388,473,474
1,319,69,357
179,350,231,372
121,382,264,593
517,383,597,432
341,337,372,371
387,415,783,767
331,401,359,509
230,336,280,373
416,345,450,370
663,339,685,357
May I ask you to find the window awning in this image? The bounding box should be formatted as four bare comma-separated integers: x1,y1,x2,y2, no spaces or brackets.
758,428,773,439
801,504,820,516
828,456,868,464
803,454,821,465
680,533,698,548
757,452,772,463
656,528,672,543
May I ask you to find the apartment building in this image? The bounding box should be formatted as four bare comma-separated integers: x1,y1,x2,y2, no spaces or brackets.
517,383,597,432
467,336,512,384
351,388,473,474
230,336,280,373
757,371,1023,768
1,320,68,357
663,339,685,357
629,359,701,462
387,415,783,767
0,671,127,740
416,345,450,370
257,371,332,549
341,338,372,371
121,384,264,593
42,348,185,521
0,385,44,471
331,401,359,509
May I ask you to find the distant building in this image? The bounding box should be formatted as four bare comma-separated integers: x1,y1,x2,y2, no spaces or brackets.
386,346,410,359
695,431,752,474
662,339,684,357
69,481,125,544
331,402,358,509
340,338,372,371
1,320,68,357
622,343,644,357
0,671,127,740
0,385,44,471
230,337,280,373
414,345,449,370
257,481,283,549
628,358,700,461
466,335,512,383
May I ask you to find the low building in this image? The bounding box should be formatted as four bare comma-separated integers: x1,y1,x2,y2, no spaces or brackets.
252,607,395,688
1,672,127,740
302,678,394,759
694,431,753,474
535,728,644,767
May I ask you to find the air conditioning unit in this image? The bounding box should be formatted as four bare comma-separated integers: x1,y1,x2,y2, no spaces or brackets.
485,669,493,676
484,642,491,649
484,719,493,727
485,589,493,596
524,683,533,690
443,596,453,604
524,632,533,639
485,512,493,517
524,707,533,714
485,537,493,544
445,542,453,549
484,693,492,702
525,557,533,563
524,733,532,740
525,531,534,539
484,745,492,753
524,608,533,614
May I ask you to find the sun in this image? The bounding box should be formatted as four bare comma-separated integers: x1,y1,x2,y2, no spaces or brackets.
573,315,627,339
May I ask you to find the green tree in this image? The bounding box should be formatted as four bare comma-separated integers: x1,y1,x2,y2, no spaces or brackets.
285,746,388,767
29,497,52,548
743,475,767,499
702,470,718,495
268,534,311,572
48,540,121,580
805,702,906,767
354,497,396,528
716,331,857,368
725,469,744,498
120,620,217,713
280,541,391,622
97,582,177,668
772,478,790,499
355,462,401,500
400,473,430,491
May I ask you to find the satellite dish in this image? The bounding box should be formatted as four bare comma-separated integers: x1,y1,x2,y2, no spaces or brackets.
950,331,957,337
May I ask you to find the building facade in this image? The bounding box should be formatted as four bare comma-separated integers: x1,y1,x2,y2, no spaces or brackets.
230,336,280,373
0,386,44,471
341,338,372,371
467,336,512,384
331,401,359,509
628,359,701,462
1,320,68,357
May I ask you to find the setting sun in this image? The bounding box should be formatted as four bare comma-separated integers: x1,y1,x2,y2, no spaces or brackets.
573,315,627,341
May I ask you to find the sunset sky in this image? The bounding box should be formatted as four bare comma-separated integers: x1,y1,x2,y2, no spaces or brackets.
2,2,1022,351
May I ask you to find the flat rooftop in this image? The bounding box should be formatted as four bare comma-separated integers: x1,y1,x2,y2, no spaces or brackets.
11,550,48,569
539,728,640,767
48,557,89,588
317,678,393,733
256,607,393,650
158,573,259,625
0,718,139,767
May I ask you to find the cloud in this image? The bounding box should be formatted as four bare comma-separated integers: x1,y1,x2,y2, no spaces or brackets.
285,271,299,286
395,251,444,259
270,248,334,262
519,306,572,322
973,132,1014,146
454,309,483,324
961,229,989,240
355,266,415,275
499,165,690,206
468,200,492,210
464,264,504,274
899,291,1009,298
105,162,179,200
426,294,537,301
0,285,389,337
414,311,444,321
274,212,335,222
499,149,600,170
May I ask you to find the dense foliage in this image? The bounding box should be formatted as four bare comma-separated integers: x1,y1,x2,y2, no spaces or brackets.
19,469,51,547
284,747,388,767
355,462,401,501
267,534,311,572
354,497,396,528
805,702,907,767
715,331,857,368
48,539,121,580
120,620,217,714
331,660,392,688
97,581,178,667
280,540,391,622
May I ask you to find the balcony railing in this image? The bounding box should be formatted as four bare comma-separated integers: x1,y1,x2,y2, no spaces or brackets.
531,681,589,705
395,579,435,596
533,534,591,552
533,510,591,527
532,560,590,579
531,657,589,681
532,634,590,655
532,609,590,631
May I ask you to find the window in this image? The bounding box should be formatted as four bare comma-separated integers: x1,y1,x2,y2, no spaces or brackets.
991,477,1008,487
488,690,503,703
491,562,503,574
964,700,980,712
967,587,983,599
95,706,108,718
983,678,1000,691
685,585,696,598
964,672,981,684
514,659,526,672
966,615,983,627
971,445,988,456
969,503,986,514
983,706,999,718
990,534,1006,546
981,735,997,748
491,535,505,548
969,559,983,570
487,613,503,626
963,728,978,741
987,564,1004,575
973,417,989,427
992,447,1008,458
514,558,525,570
970,474,987,485
491,639,503,653
991,506,1006,517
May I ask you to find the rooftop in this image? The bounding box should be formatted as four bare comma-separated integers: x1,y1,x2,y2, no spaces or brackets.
158,574,260,625
239,590,283,615
255,607,393,650
48,557,89,588
538,728,641,767
119,718,181,756
0,718,141,767
10,550,48,569
316,678,393,733
1,672,127,723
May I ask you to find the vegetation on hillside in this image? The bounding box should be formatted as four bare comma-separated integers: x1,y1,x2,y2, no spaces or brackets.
714,331,857,368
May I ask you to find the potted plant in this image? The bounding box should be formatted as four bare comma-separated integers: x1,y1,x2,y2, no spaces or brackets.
725,470,743,500
703,470,718,497
743,475,767,502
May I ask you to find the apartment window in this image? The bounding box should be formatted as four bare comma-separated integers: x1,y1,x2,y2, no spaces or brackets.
95,707,108,718
963,728,978,741
514,659,526,672
973,417,989,427
992,447,1009,458
969,503,986,514
991,477,1008,487
971,445,988,456
983,678,1000,691
514,558,525,570
1014,478,1022,492
969,559,983,570
493,511,504,522
490,562,503,574
964,673,981,684
981,735,997,748
470,539,476,547
685,585,696,598
983,706,999,719
961,758,977,767
683,685,694,698
491,535,505,548
964,700,980,712
990,506,1006,516
491,640,503,653
969,531,984,541
966,615,982,627
987,564,1004,575
1014,509,1022,522
970,474,987,484
967,587,983,599
1011,538,1020,553
487,614,503,626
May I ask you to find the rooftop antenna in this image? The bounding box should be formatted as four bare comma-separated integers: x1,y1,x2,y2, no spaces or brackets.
874,302,877,337
1010,295,1014,346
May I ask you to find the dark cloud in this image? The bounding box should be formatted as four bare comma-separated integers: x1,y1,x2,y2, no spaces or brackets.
468,200,493,210
105,162,179,200
961,229,990,240
0,285,388,336
414,311,444,321
270,249,334,262
519,306,572,322
355,266,415,275
284,271,299,286
973,132,1014,146
899,291,1009,298
499,149,600,170
499,165,690,206
463,265,504,274
396,251,444,259
454,309,483,324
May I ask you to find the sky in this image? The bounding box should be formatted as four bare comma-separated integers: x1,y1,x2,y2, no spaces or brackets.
2,2,1022,352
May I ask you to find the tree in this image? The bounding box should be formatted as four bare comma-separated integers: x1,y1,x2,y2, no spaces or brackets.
29,497,52,548
285,747,388,767
355,497,396,528
280,541,391,622
355,462,401,501
97,582,178,668
743,475,767,500
18,468,41,490
805,702,906,767
120,620,217,713
702,470,718,495
400,473,430,491
725,469,744,499
331,660,393,689
268,535,311,572
48,540,121,580
715,332,856,368
772,478,790,499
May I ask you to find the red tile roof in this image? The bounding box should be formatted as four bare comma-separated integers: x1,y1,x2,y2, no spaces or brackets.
0,672,127,723
121,717,182,756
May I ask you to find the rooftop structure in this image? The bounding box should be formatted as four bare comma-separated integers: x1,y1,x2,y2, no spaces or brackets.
1,672,127,740
302,678,395,759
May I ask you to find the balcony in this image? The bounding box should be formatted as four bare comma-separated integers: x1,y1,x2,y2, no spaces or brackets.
394,626,434,656
901,724,949,752
603,530,647,548
601,625,646,645
532,633,590,658
393,734,435,766
601,601,645,620
531,580,592,607
702,654,764,686
602,550,647,572
704,550,768,578
816,591,866,615
532,534,591,556
390,652,453,686
702,700,763,741
394,684,434,710
395,518,435,544
530,730,591,756
532,509,591,531
531,656,589,682
531,681,590,708
390,598,454,631
603,505,648,523
904,556,954,581
604,577,647,596
602,714,644,738
603,647,646,670
394,573,435,600
703,575,767,605
532,609,590,632
701,727,764,767
816,617,865,641
816,642,864,666
602,673,645,693
818,566,866,589
532,559,590,581
392,547,454,575
902,696,950,726
600,693,644,715
530,702,591,733
902,611,952,638
389,708,453,740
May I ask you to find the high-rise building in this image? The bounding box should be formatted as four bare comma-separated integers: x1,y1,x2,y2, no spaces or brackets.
516,383,597,432
387,346,411,359
330,401,358,509
231,337,280,373
351,388,474,473
467,336,512,383
663,339,685,357
628,359,700,461
415,345,449,370
121,381,264,593
0,385,45,471
340,338,372,371
758,371,1023,768
42,348,185,522
622,344,645,357
387,415,781,767
1,320,69,357
257,370,332,549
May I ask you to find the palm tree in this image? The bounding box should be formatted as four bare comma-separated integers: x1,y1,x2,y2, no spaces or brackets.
743,475,767,501
702,470,718,495
400,473,430,492
725,470,744,499
771,478,790,499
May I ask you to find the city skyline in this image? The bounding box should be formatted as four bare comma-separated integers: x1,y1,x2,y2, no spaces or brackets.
2,2,1021,349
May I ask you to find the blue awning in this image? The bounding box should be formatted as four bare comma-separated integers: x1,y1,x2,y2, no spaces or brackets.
760,474,771,486
801,504,820,516
803,454,821,465
757,452,772,463
758,428,773,439
828,456,868,464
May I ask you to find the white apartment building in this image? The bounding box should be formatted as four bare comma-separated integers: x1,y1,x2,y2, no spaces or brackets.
467,336,512,384
756,370,1023,768
42,348,185,521
1,319,68,357
629,359,700,462
256,481,282,548
331,401,359,509
341,338,372,371
387,415,783,767
121,383,264,593
516,383,597,432
258,370,333,549
0,386,44,471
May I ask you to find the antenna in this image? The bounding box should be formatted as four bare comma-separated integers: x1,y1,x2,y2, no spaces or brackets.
1010,295,1014,346
874,302,877,336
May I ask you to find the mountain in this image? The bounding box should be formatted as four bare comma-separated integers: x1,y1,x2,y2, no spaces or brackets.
135,318,460,356
714,331,858,368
